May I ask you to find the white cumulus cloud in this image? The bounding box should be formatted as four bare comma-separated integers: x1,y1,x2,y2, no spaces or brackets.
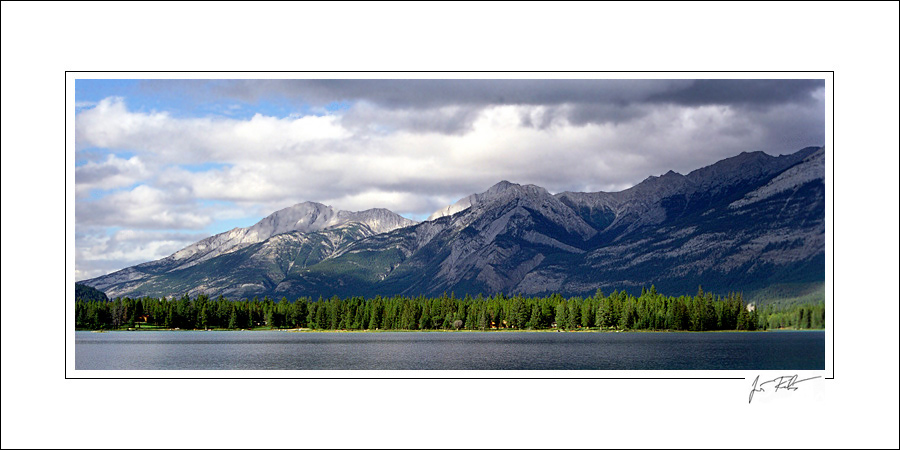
75,154,150,197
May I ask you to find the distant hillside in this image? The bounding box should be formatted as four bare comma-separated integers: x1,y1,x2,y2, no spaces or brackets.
75,283,109,302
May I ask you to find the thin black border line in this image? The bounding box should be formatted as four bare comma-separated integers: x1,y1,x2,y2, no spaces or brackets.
66,71,834,381
71,377,745,380
827,71,834,380
68,70,832,74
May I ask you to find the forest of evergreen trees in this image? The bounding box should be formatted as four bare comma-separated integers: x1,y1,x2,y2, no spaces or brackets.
74,286,825,332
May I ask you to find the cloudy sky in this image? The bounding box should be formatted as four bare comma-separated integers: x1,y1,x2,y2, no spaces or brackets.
74,78,825,280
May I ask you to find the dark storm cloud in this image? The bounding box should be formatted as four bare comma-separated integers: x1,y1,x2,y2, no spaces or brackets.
211,79,694,109
209,78,825,109
138,79,825,134
647,79,825,106
559,103,651,127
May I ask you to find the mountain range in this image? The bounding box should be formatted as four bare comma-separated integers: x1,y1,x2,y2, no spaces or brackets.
79,146,825,302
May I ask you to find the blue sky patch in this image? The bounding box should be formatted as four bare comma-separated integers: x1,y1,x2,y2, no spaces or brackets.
179,162,231,173
75,79,332,121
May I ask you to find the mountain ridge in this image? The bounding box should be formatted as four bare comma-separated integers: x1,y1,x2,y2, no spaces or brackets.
80,146,825,301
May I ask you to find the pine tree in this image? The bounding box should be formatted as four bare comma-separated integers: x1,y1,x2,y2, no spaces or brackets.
228,306,238,329
198,306,209,329
528,305,541,329
555,303,567,329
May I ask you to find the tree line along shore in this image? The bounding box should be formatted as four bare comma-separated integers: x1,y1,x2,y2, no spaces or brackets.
74,286,825,332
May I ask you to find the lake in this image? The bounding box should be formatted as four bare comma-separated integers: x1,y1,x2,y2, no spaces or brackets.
74,330,825,370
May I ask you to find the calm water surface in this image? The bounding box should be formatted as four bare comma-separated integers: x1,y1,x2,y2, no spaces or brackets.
75,330,824,370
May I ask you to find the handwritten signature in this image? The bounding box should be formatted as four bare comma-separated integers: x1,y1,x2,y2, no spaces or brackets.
749,374,821,403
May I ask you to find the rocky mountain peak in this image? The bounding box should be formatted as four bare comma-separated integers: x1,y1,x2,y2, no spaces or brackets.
340,208,418,234
489,179,514,190
481,180,550,202
427,180,552,221
252,201,336,237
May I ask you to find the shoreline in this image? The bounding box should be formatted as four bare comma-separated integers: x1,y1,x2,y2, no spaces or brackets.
75,327,824,333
